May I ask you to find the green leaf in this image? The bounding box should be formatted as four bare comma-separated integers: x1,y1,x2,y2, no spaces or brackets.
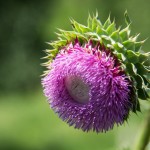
43,48,59,61
103,16,111,30
113,42,124,53
136,100,141,112
96,26,106,35
139,52,150,63
124,10,131,25
123,40,135,50
101,35,111,45
129,86,139,113
119,25,130,41
126,50,139,63
135,63,150,75
126,63,137,75
138,53,147,63
110,30,120,41
131,33,140,42
133,74,144,88
145,87,150,96
138,88,149,100
95,12,102,27
71,20,81,32
142,75,150,88
116,53,126,61
71,20,91,33
85,32,100,40
106,22,116,34
134,41,145,52
53,40,67,47
87,14,93,28
144,59,150,66
92,17,98,31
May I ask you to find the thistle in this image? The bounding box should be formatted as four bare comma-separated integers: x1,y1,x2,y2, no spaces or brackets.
42,11,150,132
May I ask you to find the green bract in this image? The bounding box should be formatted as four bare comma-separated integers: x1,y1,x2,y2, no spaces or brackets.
44,11,150,103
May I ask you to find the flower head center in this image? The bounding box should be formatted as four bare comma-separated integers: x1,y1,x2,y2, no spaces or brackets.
65,76,89,104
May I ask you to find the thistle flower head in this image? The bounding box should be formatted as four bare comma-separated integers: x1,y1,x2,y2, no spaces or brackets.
42,12,150,132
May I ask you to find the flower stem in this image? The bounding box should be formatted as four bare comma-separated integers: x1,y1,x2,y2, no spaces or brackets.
132,109,150,150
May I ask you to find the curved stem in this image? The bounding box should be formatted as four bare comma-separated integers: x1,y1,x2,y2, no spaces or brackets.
132,109,150,150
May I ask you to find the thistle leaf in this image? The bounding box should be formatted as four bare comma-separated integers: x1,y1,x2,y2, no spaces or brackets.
87,14,93,28
123,40,135,50
139,52,150,63
96,26,106,35
113,42,124,52
126,50,139,63
110,30,120,41
142,75,150,88
92,17,99,31
103,15,111,30
133,74,144,88
119,25,130,41
71,19,91,33
144,58,150,66
106,22,116,34
138,88,149,100
124,10,131,25
126,63,137,75
135,63,150,75
134,41,144,52
117,53,126,61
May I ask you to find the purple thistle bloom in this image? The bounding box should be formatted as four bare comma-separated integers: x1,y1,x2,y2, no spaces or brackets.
42,40,133,132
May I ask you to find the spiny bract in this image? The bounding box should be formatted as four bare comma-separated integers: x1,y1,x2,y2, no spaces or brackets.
42,12,150,132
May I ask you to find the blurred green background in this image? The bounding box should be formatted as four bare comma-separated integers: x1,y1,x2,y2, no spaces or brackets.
0,0,150,150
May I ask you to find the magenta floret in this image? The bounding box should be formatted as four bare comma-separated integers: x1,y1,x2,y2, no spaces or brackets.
42,41,133,132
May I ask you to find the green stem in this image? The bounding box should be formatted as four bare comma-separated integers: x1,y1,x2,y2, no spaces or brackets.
132,109,150,150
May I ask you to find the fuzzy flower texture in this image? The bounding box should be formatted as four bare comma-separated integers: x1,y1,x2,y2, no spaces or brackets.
42,12,150,133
